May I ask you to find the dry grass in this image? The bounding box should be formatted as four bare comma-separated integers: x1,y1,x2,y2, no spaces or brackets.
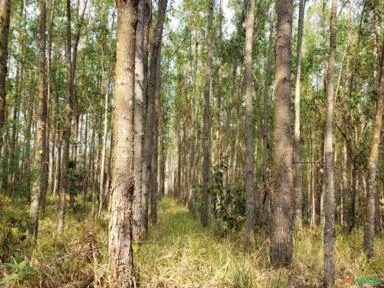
136,197,384,288
1,196,383,287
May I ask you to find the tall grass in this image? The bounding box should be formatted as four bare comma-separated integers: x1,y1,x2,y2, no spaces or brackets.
1,195,383,287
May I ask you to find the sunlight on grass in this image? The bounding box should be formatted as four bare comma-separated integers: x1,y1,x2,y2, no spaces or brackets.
1,195,383,287
136,197,384,288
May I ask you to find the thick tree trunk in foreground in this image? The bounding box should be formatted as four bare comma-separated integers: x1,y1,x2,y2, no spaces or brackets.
0,0,9,133
108,0,137,286
364,43,384,258
244,0,256,248
270,0,293,267
200,0,214,228
294,0,305,229
29,0,47,239
324,0,337,286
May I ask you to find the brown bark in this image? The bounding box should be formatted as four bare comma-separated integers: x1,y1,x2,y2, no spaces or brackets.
200,0,214,228
57,0,73,234
0,0,9,133
270,0,293,267
108,0,138,286
324,0,337,286
261,17,274,226
132,0,146,241
145,0,166,226
294,0,306,229
29,0,47,239
244,0,256,248
364,39,384,259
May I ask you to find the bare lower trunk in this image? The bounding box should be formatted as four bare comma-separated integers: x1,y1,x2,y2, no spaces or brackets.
132,0,146,241
270,0,293,267
324,0,337,286
294,0,306,229
364,42,384,258
57,0,73,234
98,73,109,218
244,0,256,248
261,18,273,226
108,1,137,286
0,0,10,133
147,0,167,226
29,0,47,239
200,0,214,228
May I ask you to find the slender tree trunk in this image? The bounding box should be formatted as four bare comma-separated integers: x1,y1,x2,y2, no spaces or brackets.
150,0,166,225
364,42,384,258
141,12,155,235
244,0,256,248
108,1,137,286
98,71,109,218
261,17,273,226
57,0,73,234
294,0,305,229
0,0,10,134
270,0,293,267
53,135,61,197
324,0,337,286
132,0,146,241
200,0,214,228
29,0,47,239
0,0,10,193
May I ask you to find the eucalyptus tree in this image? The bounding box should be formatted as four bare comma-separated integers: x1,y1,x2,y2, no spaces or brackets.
108,0,137,285
149,0,167,225
294,0,306,229
270,0,294,267
324,0,338,285
364,7,384,257
29,0,47,239
200,0,214,228
57,0,73,234
132,0,147,240
244,0,256,248
0,0,9,135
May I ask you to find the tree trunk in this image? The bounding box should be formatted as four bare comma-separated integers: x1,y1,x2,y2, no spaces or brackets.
324,0,337,286
364,41,384,258
98,70,109,218
244,0,256,248
270,0,293,267
29,0,47,239
57,0,73,234
0,0,10,133
200,0,214,228
294,0,306,229
261,17,273,226
132,0,146,241
108,0,137,286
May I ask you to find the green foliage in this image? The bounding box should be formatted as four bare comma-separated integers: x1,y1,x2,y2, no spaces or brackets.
0,197,29,262
1,259,35,287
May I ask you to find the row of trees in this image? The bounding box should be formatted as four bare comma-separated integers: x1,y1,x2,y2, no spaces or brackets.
0,0,168,285
0,0,383,286
160,0,383,287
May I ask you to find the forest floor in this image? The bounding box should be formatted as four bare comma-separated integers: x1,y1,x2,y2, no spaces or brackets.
0,195,383,287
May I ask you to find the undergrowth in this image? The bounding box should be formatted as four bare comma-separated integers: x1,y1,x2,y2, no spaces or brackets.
0,195,383,287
